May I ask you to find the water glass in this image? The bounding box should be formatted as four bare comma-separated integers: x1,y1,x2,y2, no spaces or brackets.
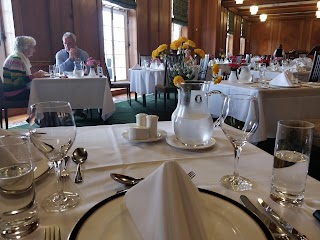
49,65,55,78
270,120,314,207
0,134,39,239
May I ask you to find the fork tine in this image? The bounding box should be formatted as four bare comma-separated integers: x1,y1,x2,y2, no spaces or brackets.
188,171,196,179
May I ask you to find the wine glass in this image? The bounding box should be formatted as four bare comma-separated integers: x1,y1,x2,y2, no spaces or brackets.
258,63,267,88
219,94,259,191
29,101,80,212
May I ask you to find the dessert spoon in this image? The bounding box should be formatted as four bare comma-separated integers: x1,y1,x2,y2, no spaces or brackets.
110,173,144,186
72,148,88,183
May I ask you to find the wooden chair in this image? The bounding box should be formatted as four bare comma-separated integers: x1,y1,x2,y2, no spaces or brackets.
309,51,320,82
0,77,29,129
106,67,131,105
154,54,180,109
197,54,210,80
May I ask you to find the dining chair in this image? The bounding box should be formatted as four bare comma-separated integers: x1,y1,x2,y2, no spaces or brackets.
309,51,320,82
154,54,179,109
106,67,131,106
0,77,29,129
197,54,210,80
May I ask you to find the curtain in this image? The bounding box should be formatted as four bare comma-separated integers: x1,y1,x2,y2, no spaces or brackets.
107,0,136,9
172,0,188,26
228,11,234,35
241,18,247,38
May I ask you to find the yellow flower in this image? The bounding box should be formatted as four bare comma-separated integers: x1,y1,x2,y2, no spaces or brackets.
212,64,219,75
152,49,159,59
178,36,188,43
170,40,182,50
157,44,168,53
194,48,205,59
187,40,196,48
214,76,222,84
173,76,185,87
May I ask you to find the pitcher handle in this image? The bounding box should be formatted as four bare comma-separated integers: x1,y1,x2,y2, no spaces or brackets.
206,90,226,127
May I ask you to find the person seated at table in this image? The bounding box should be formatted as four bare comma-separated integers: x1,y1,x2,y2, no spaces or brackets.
273,44,285,58
55,32,89,72
2,36,46,101
56,32,89,119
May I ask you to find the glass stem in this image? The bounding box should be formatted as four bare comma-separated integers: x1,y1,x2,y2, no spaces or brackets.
233,146,242,178
54,160,64,197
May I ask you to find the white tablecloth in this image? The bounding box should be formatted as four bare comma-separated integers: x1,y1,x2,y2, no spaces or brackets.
129,68,165,94
27,122,320,239
251,70,310,82
28,77,115,121
209,82,320,142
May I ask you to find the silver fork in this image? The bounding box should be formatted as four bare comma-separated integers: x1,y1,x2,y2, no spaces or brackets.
44,225,61,240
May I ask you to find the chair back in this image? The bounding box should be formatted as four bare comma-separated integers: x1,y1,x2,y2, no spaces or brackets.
309,51,320,82
197,54,210,80
139,54,152,66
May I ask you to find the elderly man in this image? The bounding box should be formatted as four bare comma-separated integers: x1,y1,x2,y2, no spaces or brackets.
3,36,46,101
55,32,89,72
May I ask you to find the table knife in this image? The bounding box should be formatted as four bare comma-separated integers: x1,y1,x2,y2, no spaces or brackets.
240,195,299,240
258,198,309,240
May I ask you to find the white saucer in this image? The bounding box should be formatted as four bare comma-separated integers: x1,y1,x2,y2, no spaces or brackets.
166,135,216,150
122,130,167,143
269,84,300,88
238,80,253,84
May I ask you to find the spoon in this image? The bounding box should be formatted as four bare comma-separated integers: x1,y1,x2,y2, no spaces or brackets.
72,148,88,183
110,173,144,186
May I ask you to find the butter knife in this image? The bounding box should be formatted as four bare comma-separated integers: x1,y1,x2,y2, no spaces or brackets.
240,195,298,240
258,198,309,240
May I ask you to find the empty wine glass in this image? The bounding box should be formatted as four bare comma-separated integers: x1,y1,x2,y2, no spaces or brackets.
219,94,259,191
29,101,80,212
258,63,267,88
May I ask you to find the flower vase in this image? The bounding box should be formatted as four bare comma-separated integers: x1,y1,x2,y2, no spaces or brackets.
89,67,96,77
228,70,238,83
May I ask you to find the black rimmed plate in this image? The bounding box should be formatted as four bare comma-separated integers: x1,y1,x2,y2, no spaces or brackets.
68,188,273,240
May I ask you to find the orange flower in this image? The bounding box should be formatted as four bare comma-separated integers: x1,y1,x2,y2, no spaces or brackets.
178,36,188,43
214,75,222,84
173,76,185,87
194,48,205,59
152,49,159,59
212,64,219,75
182,40,196,49
170,40,182,50
157,44,168,53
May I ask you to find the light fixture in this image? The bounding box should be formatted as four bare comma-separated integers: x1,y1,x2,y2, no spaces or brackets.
316,10,320,18
250,5,259,15
260,14,267,22
236,0,243,4
317,1,320,9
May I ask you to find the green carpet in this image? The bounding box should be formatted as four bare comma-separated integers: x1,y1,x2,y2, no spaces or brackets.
11,94,177,129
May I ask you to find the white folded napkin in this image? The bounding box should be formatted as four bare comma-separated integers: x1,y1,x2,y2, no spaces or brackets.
132,64,142,70
124,161,208,240
269,70,293,87
150,62,157,69
158,62,165,70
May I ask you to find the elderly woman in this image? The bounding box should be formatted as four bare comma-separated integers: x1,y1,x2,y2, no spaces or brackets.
2,36,45,100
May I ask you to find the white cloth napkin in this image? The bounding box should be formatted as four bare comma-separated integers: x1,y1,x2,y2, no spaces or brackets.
124,161,208,240
269,70,293,87
158,63,165,70
150,62,157,69
132,64,142,70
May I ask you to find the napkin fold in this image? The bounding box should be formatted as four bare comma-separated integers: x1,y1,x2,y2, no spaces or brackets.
132,64,142,70
269,70,293,87
158,62,165,70
124,161,208,240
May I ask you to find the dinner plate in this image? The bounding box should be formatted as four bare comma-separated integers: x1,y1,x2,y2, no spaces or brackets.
269,84,300,88
33,159,51,182
238,80,254,84
68,189,273,240
122,130,167,143
166,135,216,150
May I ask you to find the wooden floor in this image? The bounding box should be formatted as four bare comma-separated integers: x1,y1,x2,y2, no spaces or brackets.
3,92,131,129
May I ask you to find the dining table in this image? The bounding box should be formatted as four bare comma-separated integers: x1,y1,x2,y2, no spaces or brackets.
28,76,116,121
24,122,320,239
129,68,165,106
209,81,320,143
251,69,311,82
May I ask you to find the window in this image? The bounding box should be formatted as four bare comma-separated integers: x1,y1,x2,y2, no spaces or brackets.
171,23,182,41
102,4,128,81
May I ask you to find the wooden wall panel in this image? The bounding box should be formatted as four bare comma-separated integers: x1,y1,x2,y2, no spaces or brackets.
309,20,320,50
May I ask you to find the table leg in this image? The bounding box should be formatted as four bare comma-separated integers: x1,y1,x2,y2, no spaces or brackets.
143,94,146,107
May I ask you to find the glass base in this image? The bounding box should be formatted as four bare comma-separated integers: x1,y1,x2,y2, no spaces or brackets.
42,191,80,213
220,175,252,191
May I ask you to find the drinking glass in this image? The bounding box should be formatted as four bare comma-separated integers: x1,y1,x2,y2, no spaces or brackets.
258,63,267,87
270,120,314,207
0,134,39,239
49,65,55,78
219,94,259,191
29,101,80,212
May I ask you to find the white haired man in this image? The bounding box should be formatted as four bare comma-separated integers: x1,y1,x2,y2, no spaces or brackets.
55,32,89,72
3,36,46,101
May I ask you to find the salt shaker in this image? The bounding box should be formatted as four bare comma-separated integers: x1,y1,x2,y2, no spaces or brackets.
146,115,159,138
136,113,147,127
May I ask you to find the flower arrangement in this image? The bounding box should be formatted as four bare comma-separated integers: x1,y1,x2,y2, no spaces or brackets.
211,64,223,84
228,63,240,71
152,37,205,83
86,57,100,68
